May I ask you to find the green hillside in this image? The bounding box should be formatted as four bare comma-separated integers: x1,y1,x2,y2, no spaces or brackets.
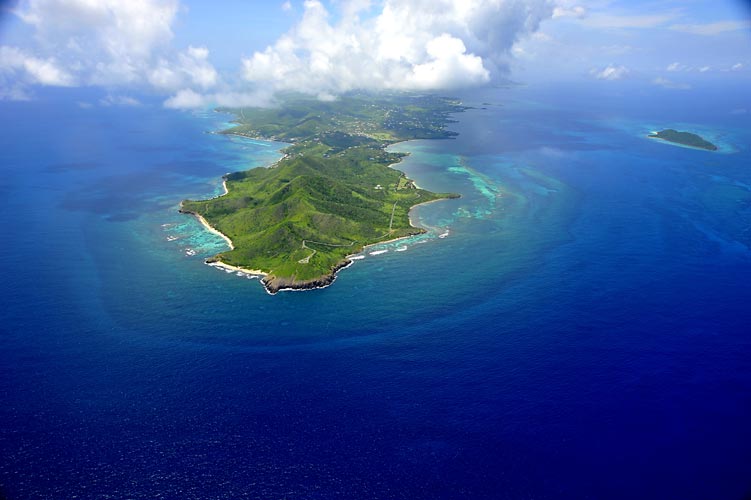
181,93,464,293
648,129,718,151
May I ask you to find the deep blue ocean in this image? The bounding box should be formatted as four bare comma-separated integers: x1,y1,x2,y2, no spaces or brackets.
1,83,750,499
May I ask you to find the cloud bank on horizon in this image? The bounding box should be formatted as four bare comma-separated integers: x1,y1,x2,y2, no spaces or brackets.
0,0,217,102
0,0,749,107
239,0,551,98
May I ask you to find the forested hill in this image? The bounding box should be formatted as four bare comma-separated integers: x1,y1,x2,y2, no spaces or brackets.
181,93,465,293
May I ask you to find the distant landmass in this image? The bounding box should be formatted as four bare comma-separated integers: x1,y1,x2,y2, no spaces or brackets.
648,129,718,151
180,93,465,294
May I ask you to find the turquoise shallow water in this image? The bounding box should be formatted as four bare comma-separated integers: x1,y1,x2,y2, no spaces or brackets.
1,83,751,499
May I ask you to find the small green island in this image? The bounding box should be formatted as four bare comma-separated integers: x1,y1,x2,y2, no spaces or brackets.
180,93,465,293
648,129,718,151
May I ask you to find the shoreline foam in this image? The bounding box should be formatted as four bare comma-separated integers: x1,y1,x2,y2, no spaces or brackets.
182,205,235,251
206,260,267,277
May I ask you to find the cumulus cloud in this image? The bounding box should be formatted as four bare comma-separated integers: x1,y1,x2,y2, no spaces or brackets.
163,88,205,109
163,88,275,109
240,0,552,96
6,0,551,106
404,34,490,89
0,45,76,87
591,64,629,80
5,0,220,100
15,0,180,85
149,46,219,91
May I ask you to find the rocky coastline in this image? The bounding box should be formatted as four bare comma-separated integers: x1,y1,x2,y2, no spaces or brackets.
261,259,353,294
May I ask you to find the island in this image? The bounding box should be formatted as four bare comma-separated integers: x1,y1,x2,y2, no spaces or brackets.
648,129,718,151
180,93,465,294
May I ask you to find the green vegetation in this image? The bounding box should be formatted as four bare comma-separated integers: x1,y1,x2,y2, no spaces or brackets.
648,129,718,151
181,93,464,293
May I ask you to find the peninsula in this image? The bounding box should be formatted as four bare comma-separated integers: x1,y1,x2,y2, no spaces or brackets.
180,93,464,293
648,129,718,151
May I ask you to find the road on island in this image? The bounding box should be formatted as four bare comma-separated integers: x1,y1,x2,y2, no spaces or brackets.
298,201,399,264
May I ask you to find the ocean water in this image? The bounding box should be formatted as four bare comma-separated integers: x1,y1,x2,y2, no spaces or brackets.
1,83,751,499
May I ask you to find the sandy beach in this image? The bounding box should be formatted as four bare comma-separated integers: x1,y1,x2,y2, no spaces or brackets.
190,211,235,250
353,195,456,258
206,260,267,277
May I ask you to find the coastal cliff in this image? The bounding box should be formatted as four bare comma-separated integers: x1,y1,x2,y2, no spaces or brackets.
261,260,352,294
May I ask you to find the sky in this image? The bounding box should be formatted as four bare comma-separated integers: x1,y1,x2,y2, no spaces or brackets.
0,0,749,108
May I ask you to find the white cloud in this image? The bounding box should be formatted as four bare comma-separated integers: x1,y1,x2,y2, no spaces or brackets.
149,46,218,91
0,84,33,101
211,90,276,108
666,62,684,72
405,34,490,89
670,20,751,36
665,62,747,74
16,0,179,85
531,32,553,43
163,88,275,109
180,46,218,89
147,63,183,90
0,45,75,86
552,1,586,19
99,94,142,106
22,54,75,86
7,0,224,100
164,88,206,109
281,1,292,11
653,76,690,90
591,64,629,80
241,0,552,97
